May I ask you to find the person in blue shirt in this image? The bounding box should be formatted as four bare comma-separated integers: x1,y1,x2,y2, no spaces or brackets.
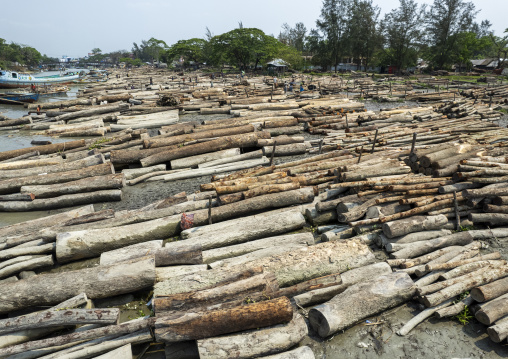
300,84,304,92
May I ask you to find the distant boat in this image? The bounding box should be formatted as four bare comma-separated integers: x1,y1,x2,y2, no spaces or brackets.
0,70,82,89
0,93,39,105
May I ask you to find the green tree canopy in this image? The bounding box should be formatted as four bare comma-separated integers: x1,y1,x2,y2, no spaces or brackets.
164,38,207,66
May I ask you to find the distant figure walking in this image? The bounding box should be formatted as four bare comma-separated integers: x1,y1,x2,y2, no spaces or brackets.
273,76,277,87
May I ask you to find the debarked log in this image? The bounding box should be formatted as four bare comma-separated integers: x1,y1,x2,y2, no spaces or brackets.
0,189,122,212
0,257,155,314
308,272,415,337
382,215,448,239
487,316,508,343
390,231,474,259
196,313,308,359
55,214,181,263
0,255,53,279
140,132,271,167
154,297,293,343
0,162,115,195
176,209,306,250
0,140,85,162
475,293,508,325
471,276,508,302
261,346,315,359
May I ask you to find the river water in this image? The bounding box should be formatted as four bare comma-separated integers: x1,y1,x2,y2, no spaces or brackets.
0,69,89,152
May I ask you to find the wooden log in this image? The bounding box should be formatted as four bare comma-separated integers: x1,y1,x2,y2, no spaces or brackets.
144,125,255,149
0,189,122,212
196,313,308,359
426,252,502,271
55,214,181,263
390,232,474,259
396,299,454,336
93,344,132,359
493,196,508,205
0,193,34,202
419,144,473,167
0,155,61,171
308,272,415,337
422,265,508,307
0,309,120,335
61,209,115,226
20,174,124,199
0,255,53,279
201,232,314,264
154,297,293,343
199,150,263,168
439,182,480,194
387,229,453,245
293,262,392,307
99,240,163,266
0,154,105,180
242,182,300,199
435,295,474,319
176,209,306,250
121,164,166,180
261,346,315,359
487,316,508,343
156,265,208,282
140,132,270,167
471,276,508,302
0,257,155,314
0,139,85,162
475,294,508,325
0,205,94,240
382,215,448,239
0,162,115,195
171,148,241,169
54,103,129,123
262,143,309,157
469,213,508,225
154,272,279,313
0,243,55,260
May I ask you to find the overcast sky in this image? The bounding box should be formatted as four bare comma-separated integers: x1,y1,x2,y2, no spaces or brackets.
1,0,506,58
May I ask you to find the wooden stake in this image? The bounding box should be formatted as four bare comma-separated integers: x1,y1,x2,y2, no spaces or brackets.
357,147,363,164
410,133,417,155
453,191,460,230
269,142,277,166
371,129,378,154
208,198,212,225
318,139,323,154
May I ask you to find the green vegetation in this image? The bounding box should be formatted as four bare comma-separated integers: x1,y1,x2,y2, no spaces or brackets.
454,305,474,325
0,38,42,70
88,137,111,150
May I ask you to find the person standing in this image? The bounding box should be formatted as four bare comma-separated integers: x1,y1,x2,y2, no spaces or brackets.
273,76,277,87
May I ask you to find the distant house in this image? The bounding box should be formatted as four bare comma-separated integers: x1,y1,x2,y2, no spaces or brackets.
471,58,498,70
266,59,289,74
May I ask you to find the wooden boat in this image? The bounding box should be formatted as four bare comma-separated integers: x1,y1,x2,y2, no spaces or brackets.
0,93,39,105
0,70,81,89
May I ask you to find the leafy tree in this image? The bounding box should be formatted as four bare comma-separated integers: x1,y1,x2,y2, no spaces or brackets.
424,0,478,69
209,28,280,70
347,0,381,71
381,0,425,71
490,29,508,69
306,28,332,69
132,38,168,63
164,38,207,66
316,0,352,71
91,48,102,55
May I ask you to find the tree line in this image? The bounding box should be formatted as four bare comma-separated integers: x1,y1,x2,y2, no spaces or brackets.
1,0,507,73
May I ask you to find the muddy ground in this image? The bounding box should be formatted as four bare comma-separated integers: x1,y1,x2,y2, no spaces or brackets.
2,100,508,358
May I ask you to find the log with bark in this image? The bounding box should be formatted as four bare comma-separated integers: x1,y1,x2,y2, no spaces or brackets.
382,215,449,239
0,309,120,335
471,277,508,302
154,297,293,342
0,140,85,162
308,272,415,337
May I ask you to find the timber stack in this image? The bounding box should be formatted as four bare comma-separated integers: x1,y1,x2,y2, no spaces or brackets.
0,68,508,358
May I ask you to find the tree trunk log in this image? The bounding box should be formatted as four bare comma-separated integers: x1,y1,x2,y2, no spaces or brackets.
0,255,53,279
475,293,508,325
154,297,293,342
435,295,474,319
422,265,508,307
54,103,129,123
397,299,454,336
175,209,306,250
0,257,155,314
196,313,308,359
294,262,392,307
0,154,105,180
0,309,120,335
20,174,124,199
140,132,270,167
55,214,181,263
156,265,208,282
0,162,115,195
308,272,415,337
171,148,241,169
0,189,122,212
469,213,508,225
487,316,508,343
426,252,502,271
0,140,85,162
201,233,314,264
99,240,163,266
382,215,448,239
154,272,279,313
471,276,508,302
390,232,474,259
261,346,315,359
